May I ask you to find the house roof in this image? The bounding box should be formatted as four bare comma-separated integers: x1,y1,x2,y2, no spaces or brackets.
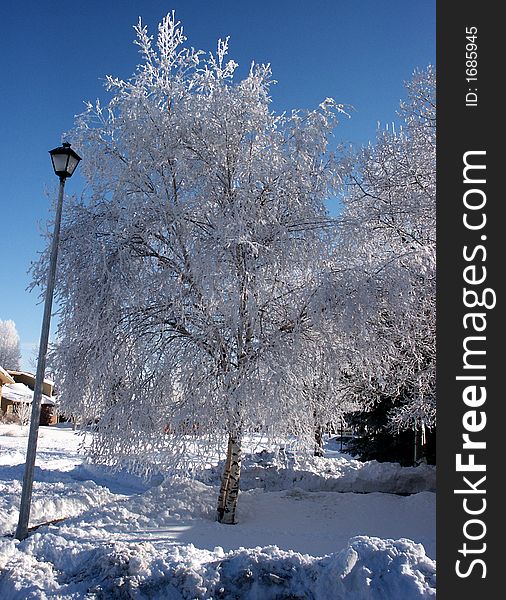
7,370,55,387
1,382,55,405
0,367,15,385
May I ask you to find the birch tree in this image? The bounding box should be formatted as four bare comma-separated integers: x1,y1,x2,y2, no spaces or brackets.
33,13,346,524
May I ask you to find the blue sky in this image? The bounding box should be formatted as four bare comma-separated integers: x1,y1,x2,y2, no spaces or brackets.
0,1,435,370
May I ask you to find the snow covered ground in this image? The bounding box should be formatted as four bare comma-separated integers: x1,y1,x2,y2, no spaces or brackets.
0,425,436,598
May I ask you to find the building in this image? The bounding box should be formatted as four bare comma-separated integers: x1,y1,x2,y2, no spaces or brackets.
0,370,57,425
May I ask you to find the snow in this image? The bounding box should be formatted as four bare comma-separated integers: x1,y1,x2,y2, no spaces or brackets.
1,382,55,405
0,425,435,598
210,443,436,495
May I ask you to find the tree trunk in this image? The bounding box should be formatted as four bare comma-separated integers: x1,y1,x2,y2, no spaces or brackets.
413,424,421,465
217,434,242,524
216,435,233,522
314,424,324,456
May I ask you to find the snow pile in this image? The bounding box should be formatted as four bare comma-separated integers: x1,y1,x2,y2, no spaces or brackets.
206,449,436,494
52,478,218,539
0,469,122,537
215,537,436,600
0,535,435,599
0,425,124,536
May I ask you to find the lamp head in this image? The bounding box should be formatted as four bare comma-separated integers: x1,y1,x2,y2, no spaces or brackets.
49,142,81,180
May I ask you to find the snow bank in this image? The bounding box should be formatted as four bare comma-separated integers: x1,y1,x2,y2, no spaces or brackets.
0,535,435,599
205,449,436,495
0,474,122,537
215,537,436,600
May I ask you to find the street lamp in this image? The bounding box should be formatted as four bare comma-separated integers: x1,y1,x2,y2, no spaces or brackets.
15,142,81,541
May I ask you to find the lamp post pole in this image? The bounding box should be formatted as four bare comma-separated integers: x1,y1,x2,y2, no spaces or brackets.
15,143,81,541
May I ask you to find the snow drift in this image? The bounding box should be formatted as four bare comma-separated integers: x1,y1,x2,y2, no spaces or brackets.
206,449,436,495
0,535,435,599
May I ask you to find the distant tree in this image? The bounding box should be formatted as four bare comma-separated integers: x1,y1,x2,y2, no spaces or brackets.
33,13,347,524
14,402,31,427
0,319,21,370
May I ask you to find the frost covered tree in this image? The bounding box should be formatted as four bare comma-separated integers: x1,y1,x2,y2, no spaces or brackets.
0,319,21,370
14,402,31,427
328,67,436,462
33,13,347,523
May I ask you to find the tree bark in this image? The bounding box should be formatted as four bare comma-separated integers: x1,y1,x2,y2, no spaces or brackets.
314,424,324,456
217,434,242,524
216,435,233,522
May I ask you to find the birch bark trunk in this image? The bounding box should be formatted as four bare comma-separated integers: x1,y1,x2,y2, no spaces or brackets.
219,435,242,524
217,244,247,524
216,435,233,522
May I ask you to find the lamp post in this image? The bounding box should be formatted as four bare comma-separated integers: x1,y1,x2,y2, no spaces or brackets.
15,142,81,541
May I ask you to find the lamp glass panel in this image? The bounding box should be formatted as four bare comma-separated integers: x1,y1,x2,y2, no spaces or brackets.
66,155,80,176
51,153,69,174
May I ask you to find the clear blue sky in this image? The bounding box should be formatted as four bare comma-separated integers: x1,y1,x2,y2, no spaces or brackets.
0,0,435,370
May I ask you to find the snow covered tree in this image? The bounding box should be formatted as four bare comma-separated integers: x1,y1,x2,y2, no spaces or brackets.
328,67,436,463
0,319,21,370
33,13,347,523
13,401,31,427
